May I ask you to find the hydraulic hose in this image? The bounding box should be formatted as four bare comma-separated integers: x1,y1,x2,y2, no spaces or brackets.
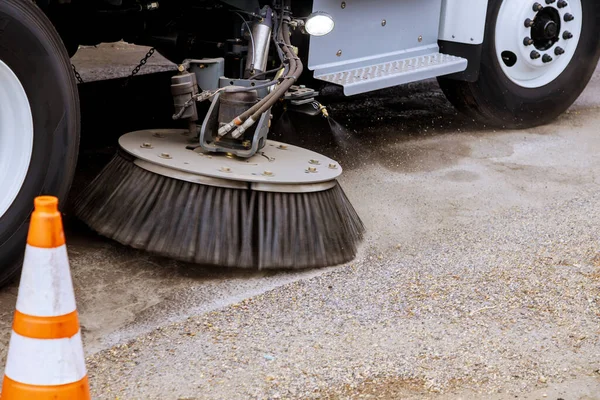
238,22,296,121
248,23,302,121
249,65,284,80
271,8,287,67
219,10,302,138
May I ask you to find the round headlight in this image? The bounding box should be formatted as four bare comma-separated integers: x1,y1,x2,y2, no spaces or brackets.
305,12,335,37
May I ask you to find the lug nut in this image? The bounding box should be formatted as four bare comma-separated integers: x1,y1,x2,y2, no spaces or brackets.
263,170,274,177
554,46,565,55
563,31,573,39
329,163,338,170
530,50,541,60
557,0,568,7
533,2,544,11
141,142,153,149
542,54,553,63
524,18,535,28
523,37,534,46
309,159,321,165
159,152,172,159
220,166,231,173
307,167,318,173
564,13,574,21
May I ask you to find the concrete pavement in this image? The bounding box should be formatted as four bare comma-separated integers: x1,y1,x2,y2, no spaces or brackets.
0,44,599,399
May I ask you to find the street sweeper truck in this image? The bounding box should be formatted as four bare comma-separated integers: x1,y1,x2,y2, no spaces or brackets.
0,0,598,285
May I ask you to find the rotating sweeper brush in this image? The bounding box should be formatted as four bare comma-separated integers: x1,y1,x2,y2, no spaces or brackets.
74,1,364,269
74,131,363,268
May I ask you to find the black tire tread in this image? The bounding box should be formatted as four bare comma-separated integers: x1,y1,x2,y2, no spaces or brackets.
439,0,600,129
0,0,80,287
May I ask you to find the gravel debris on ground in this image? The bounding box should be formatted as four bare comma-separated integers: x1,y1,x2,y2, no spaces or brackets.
84,110,600,399
0,46,597,399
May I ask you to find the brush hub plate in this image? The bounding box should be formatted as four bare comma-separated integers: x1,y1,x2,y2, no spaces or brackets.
119,129,343,193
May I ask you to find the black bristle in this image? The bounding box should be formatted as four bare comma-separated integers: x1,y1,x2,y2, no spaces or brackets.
73,154,365,269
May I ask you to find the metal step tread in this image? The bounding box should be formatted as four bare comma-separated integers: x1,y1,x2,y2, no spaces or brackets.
315,53,467,96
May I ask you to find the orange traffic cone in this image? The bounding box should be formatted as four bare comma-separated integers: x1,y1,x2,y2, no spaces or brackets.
1,196,90,399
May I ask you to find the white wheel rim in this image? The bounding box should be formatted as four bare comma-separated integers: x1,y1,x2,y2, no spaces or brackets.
0,59,34,218
495,0,583,88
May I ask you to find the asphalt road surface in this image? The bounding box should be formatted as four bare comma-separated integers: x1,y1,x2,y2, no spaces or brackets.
1,43,600,399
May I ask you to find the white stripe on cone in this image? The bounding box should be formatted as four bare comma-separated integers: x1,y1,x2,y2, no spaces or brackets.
16,245,77,317
4,331,87,386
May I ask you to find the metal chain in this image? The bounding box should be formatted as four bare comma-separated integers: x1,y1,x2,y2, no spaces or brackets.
71,64,84,84
122,47,156,88
71,47,156,87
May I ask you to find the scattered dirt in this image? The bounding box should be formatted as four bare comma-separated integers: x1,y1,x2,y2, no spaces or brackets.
1,45,600,399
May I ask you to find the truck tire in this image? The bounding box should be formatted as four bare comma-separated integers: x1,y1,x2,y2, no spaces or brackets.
438,0,600,128
0,0,80,286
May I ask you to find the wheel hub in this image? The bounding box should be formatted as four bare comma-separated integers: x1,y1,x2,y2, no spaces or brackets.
531,7,561,50
0,59,34,219
495,0,583,88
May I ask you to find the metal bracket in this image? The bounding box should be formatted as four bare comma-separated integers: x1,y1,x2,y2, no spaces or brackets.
287,101,326,117
183,58,225,92
199,92,271,158
284,85,320,105
219,77,271,99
